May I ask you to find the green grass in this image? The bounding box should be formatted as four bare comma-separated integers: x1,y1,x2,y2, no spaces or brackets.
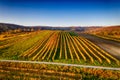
52,59,119,67
69,31,78,36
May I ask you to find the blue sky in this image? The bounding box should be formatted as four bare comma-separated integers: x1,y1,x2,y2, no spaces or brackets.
0,0,120,26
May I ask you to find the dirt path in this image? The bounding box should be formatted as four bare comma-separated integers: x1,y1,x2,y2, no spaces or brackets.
0,60,120,70
78,33,120,60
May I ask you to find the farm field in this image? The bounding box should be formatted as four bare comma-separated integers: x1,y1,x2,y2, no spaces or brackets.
0,61,119,80
0,30,120,67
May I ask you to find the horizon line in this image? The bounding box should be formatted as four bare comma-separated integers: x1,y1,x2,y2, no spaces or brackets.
0,22,120,27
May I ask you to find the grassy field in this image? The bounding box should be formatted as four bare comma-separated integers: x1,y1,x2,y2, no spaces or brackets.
0,30,119,67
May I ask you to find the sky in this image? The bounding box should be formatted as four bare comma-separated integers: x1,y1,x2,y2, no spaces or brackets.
0,0,120,27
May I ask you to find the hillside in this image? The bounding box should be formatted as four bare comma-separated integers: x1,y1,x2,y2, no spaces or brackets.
1,23,119,34
0,23,25,33
84,26,120,35
0,23,99,33
83,25,120,43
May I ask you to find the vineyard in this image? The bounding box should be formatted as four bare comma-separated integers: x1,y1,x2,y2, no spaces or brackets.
0,30,120,79
17,31,120,67
0,61,119,79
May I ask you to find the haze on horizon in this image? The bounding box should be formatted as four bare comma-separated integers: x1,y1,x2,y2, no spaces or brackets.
0,0,120,27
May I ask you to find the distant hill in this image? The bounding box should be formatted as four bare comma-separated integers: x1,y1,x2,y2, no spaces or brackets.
82,26,102,32
2,23,118,33
0,23,25,33
0,23,87,33
84,25,120,35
